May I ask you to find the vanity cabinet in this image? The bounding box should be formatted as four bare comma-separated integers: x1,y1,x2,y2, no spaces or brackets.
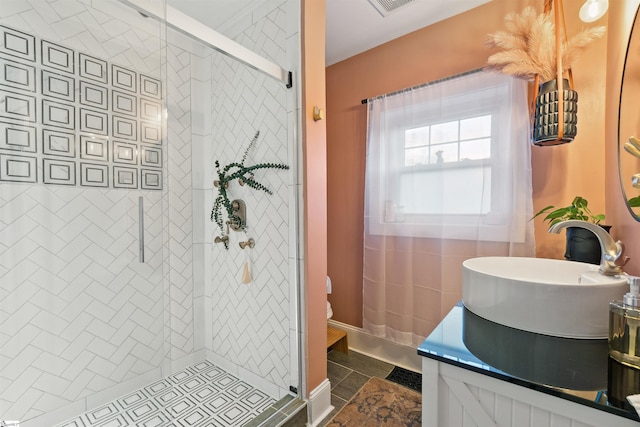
419,303,640,427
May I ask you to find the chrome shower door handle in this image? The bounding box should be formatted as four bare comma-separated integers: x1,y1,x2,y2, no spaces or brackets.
139,196,145,263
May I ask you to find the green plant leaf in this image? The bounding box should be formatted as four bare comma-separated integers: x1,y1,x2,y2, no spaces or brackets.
544,208,571,220
572,196,588,209
210,131,289,249
629,196,640,207
530,195,605,225
531,205,555,219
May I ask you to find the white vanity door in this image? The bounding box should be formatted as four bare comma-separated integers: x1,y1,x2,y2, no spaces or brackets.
422,358,640,427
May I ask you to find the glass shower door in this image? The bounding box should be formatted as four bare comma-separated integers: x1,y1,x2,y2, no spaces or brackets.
0,1,170,424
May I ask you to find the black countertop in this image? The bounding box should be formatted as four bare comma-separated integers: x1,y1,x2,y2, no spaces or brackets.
418,301,640,422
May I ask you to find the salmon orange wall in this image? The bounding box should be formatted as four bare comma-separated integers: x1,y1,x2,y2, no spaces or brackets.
325,0,631,328
531,0,608,260
302,0,328,395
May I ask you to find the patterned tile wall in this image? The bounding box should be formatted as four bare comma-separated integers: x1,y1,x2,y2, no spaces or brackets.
0,24,163,190
208,0,293,396
0,1,196,424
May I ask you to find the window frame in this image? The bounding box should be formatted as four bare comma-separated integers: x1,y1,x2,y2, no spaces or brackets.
367,77,518,241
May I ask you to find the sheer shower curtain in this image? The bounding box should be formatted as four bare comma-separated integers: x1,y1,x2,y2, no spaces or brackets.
362,71,535,346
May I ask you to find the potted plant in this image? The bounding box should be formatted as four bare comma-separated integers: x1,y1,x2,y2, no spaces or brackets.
532,196,608,265
485,6,605,145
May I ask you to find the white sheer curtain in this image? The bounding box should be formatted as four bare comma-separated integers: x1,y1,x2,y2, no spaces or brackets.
362,70,535,347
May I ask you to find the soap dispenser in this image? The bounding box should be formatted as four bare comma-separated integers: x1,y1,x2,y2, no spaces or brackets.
608,276,640,409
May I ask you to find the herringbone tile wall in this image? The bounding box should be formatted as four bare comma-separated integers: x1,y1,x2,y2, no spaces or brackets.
0,186,167,424
207,0,298,399
166,41,195,365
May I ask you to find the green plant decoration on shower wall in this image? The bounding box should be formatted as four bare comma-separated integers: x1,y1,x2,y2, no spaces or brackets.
211,131,289,249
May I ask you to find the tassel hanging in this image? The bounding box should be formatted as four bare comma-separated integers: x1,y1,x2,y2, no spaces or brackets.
241,261,252,284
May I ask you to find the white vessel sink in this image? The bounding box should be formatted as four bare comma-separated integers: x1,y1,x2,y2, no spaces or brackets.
462,257,628,339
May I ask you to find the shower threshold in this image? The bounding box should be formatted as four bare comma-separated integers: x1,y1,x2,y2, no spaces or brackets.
56,360,286,426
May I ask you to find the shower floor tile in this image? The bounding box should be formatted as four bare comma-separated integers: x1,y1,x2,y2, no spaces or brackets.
56,361,276,427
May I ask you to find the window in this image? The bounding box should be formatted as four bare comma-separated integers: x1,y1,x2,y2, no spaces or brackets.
365,71,532,242
404,115,492,167
400,114,493,216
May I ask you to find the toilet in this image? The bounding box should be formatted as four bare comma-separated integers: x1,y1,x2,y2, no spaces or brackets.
327,276,333,319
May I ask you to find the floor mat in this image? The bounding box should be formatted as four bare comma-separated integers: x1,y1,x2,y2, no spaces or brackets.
385,366,422,392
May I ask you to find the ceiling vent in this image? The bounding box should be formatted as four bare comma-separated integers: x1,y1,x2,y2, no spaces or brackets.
367,0,416,17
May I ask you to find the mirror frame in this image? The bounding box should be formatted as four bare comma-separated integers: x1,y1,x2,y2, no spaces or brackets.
618,3,640,221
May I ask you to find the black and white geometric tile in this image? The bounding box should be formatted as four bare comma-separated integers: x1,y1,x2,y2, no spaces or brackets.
0,24,163,190
56,361,277,427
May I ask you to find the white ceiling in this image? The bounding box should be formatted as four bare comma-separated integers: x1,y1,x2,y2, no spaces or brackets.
325,0,491,65
166,0,491,66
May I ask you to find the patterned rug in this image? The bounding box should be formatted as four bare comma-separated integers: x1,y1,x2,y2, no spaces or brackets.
326,377,421,427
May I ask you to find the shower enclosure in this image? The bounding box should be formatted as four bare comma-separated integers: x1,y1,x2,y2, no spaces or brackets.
0,0,302,425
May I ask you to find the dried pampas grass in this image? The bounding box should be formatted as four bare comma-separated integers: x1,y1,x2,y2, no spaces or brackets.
563,26,607,71
486,6,605,81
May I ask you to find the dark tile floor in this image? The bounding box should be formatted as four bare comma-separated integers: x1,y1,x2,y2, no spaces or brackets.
280,349,422,427
320,350,400,426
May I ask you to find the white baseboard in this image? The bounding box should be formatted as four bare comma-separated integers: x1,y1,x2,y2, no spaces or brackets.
328,319,422,373
306,378,333,427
